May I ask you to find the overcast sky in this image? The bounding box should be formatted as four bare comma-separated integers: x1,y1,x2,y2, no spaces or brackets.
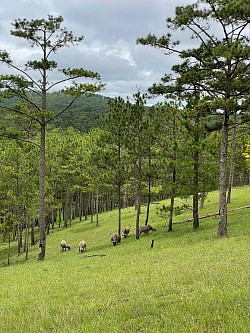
0,0,193,103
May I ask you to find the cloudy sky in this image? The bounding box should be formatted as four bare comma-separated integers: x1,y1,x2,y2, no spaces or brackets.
0,0,193,103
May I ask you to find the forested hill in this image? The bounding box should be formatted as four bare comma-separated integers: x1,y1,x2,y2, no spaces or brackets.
48,92,112,133
4,92,113,133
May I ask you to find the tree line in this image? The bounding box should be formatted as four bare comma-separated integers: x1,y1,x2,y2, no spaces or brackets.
0,93,249,261
0,0,249,260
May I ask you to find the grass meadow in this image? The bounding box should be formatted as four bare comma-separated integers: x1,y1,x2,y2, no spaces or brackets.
0,186,249,332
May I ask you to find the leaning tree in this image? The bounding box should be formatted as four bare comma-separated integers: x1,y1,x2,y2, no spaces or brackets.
0,15,104,259
137,0,250,236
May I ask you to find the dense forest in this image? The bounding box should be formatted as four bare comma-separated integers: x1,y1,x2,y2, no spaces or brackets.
0,0,249,261
1,92,249,258
3,92,112,133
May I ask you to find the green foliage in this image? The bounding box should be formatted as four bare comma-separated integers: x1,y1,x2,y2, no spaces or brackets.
1,92,111,133
157,202,191,219
0,212,18,238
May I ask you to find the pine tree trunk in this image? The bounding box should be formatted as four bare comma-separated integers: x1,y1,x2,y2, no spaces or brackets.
168,188,175,232
8,235,11,265
136,159,142,240
193,193,199,229
17,223,22,254
117,143,122,235
135,190,141,240
25,218,29,260
145,179,151,226
218,120,229,237
64,188,69,227
227,124,236,204
31,219,35,246
38,123,46,260
95,191,99,227
145,152,152,226
118,183,121,236
193,146,199,229
168,167,176,232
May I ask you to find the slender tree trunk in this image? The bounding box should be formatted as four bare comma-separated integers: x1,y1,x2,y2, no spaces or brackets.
84,195,88,220
168,113,177,232
31,219,35,246
69,197,73,227
64,186,69,228
145,152,152,226
136,159,142,240
58,209,62,228
168,182,175,232
218,119,229,237
168,157,177,231
193,193,199,229
145,180,151,226
52,208,57,230
135,186,141,239
79,191,83,221
38,123,46,260
25,216,29,260
17,223,22,254
193,143,199,230
8,235,11,266
117,143,122,235
227,124,236,204
118,182,122,236
95,191,99,227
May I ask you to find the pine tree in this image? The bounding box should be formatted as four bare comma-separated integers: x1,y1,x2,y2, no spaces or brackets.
0,15,104,259
137,0,250,236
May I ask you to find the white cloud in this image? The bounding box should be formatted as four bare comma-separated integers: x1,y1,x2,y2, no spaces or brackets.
0,0,194,102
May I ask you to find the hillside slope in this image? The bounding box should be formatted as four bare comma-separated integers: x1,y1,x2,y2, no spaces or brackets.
0,186,249,332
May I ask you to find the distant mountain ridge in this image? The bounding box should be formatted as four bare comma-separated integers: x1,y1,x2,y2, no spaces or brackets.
3,92,112,133
48,92,112,133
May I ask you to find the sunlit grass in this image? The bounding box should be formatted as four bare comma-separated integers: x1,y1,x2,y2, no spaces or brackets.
0,186,249,332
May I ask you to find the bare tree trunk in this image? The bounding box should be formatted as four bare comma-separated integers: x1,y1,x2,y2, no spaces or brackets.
8,235,11,266
95,191,99,227
193,194,199,229
118,183,122,236
135,187,141,240
193,149,199,230
58,209,62,228
145,179,151,226
218,120,229,237
168,188,175,232
31,219,35,246
17,223,23,254
227,124,236,204
135,159,142,240
63,186,69,228
38,123,46,260
145,152,152,226
168,165,176,232
25,216,29,260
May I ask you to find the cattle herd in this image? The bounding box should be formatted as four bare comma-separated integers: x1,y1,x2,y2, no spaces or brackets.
60,225,156,252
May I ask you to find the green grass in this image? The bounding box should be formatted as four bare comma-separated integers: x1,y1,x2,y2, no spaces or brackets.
0,186,250,332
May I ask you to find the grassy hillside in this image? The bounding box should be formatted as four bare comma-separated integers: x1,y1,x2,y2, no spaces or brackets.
0,187,249,332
